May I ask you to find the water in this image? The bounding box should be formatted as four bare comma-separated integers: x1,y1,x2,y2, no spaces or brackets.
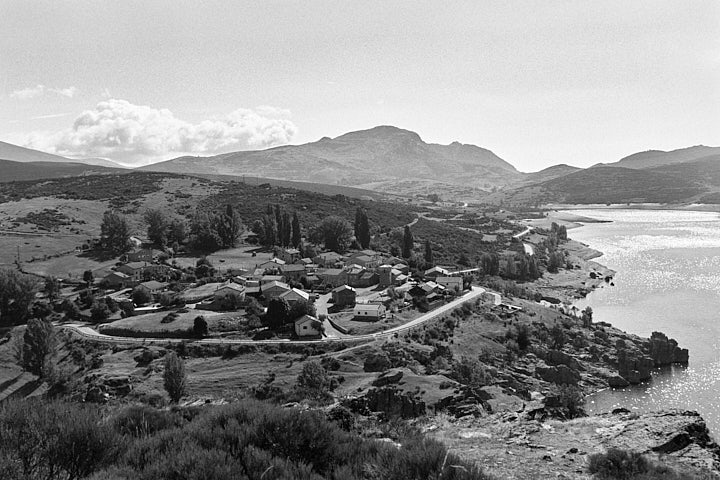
566,209,720,438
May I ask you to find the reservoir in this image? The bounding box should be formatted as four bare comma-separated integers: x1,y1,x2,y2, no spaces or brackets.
568,209,720,437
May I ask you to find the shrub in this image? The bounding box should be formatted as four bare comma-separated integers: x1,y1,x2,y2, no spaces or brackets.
193,316,208,337
588,448,649,479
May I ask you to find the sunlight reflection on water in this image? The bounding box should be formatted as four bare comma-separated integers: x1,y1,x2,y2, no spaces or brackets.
568,209,720,437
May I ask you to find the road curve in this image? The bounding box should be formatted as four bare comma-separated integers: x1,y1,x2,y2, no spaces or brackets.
59,287,487,347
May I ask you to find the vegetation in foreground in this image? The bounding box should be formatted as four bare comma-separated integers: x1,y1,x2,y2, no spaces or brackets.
0,397,491,480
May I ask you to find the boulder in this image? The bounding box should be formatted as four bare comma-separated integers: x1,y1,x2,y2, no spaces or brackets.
373,368,404,387
545,350,584,371
536,365,580,385
607,375,630,388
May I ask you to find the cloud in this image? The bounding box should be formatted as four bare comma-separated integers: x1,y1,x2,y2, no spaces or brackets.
24,99,297,163
10,85,78,100
30,112,72,120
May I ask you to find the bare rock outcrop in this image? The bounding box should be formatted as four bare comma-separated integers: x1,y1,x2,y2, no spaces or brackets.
649,331,689,366
536,364,580,385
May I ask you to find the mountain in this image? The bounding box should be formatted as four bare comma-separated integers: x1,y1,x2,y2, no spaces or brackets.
140,126,520,188
0,159,122,182
0,141,125,168
608,145,720,169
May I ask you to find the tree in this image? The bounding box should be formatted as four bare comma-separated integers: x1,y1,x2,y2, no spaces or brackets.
549,324,567,350
581,306,593,328
215,204,244,249
20,318,56,377
291,212,301,248
516,324,530,351
424,239,433,265
319,216,353,253
195,256,215,278
402,225,414,258
90,301,110,322
288,299,316,322
168,218,187,246
265,298,290,330
144,208,168,247
354,208,371,249
297,360,331,393
100,211,131,253
260,214,277,247
82,270,94,287
131,287,152,306
480,253,499,276
193,316,208,337
0,268,38,326
189,210,222,252
279,211,291,247
548,251,565,273
163,351,187,403
44,276,59,302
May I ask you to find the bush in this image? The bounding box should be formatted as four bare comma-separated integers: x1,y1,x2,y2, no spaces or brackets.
0,387,493,479
193,316,208,337
588,448,649,479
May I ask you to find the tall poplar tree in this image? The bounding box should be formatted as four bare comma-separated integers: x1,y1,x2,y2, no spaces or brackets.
354,207,371,249
291,212,301,248
402,225,414,259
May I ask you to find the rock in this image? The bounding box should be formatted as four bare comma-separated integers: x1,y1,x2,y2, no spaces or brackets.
545,350,584,371
373,368,403,387
134,348,160,366
617,349,653,384
649,332,689,366
612,407,631,414
536,365,580,385
350,387,426,419
607,375,630,388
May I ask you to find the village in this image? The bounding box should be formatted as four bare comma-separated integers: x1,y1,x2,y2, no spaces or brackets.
81,242,494,342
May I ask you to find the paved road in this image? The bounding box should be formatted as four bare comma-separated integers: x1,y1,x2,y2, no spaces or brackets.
59,286,487,347
513,226,534,239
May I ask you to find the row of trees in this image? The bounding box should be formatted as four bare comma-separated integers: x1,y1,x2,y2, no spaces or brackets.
252,204,301,249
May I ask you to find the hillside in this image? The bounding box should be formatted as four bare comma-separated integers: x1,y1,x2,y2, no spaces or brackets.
140,125,520,189
487,165,704,205
609,145,720,169
0,140,124,168
0,159,122,182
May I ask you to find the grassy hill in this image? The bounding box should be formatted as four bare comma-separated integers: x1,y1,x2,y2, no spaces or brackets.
490,165,704,205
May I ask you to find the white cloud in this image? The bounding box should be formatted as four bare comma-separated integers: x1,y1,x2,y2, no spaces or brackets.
10,85,78,100
24,99,297,163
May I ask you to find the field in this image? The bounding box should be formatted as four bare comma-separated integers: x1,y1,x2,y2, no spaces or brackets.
98,309,249,338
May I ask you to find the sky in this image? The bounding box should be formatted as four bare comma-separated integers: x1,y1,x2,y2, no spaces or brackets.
0,0,718,171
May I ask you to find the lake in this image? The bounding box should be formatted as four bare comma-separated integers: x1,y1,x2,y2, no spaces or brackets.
567,209,720,437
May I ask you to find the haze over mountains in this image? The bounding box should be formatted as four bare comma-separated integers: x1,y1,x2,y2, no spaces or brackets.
1,126,719,204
